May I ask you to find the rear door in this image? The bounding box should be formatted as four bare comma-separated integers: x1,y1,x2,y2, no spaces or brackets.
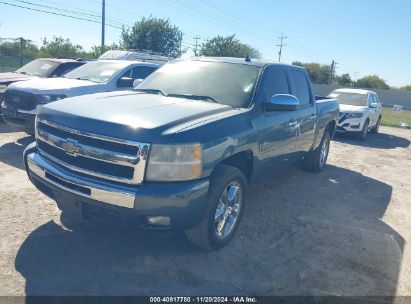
289,69,317,153
252,65,299,179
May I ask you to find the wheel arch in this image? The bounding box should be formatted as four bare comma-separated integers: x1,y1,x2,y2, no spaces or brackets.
217,150,254,183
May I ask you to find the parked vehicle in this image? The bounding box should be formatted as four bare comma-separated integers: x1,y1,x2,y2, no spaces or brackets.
328,88,382,139
1,60,159,134
0,58,88,121
23,57,339,250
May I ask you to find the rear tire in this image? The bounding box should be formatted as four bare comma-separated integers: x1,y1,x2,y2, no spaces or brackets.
303,129,331,172
184,164,247,251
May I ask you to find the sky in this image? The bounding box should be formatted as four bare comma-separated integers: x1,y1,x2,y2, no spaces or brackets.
0,0,410,87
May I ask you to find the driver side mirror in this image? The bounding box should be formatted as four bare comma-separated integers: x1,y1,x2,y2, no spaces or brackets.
369,103,379,109
265,94,299,111
133,79,144,88
117,77,134,88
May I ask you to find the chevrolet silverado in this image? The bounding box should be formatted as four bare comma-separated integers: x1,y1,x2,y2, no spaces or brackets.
23,57,339,250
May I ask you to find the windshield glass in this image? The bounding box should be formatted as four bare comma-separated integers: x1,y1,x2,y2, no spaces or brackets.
64,61,128,83
16,59,59,77
328,91,368,106
137,60,261,108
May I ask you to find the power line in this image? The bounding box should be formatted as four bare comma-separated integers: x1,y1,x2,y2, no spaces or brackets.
0,1,122,29
276,34,287,62
35,0,131,26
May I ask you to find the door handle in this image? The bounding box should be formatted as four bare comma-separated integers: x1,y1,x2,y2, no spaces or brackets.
309,114,317,119
288,120,298,127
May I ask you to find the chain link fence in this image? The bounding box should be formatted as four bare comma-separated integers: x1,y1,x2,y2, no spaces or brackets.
0,37,35,72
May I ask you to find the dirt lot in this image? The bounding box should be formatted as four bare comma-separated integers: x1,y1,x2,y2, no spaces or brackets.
0,123,410,297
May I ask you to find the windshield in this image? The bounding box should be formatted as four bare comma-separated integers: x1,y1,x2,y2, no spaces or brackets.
137,60,261,108
328,91,368,106
64,61,128,83
16,59,59,77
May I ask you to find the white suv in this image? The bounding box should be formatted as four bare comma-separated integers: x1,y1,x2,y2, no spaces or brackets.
1,60,159,134
328,88,382,140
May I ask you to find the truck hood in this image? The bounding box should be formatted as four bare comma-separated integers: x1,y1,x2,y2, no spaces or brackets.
339,104,367,113
8,77,102,95
39,91,237,143
0,72,36,85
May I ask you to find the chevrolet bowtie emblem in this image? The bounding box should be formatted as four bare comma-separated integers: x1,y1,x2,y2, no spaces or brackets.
62,139,81,155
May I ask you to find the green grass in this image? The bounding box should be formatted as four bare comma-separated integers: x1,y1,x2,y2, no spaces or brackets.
381,107,411,129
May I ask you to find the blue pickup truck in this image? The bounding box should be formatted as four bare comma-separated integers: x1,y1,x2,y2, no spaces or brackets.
23,57,339,250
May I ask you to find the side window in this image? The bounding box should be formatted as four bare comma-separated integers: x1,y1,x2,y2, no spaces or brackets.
50,63,83,77
374,94,380,104
261,67,289,102
119,68,132,79
131,66,157,80
290,70,311,105
368,93,375,105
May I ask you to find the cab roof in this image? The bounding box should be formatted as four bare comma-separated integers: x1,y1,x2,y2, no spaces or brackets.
333,88,375,95
184,56,301,69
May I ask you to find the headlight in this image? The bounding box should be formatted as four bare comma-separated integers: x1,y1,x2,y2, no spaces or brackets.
146,143,202,181
347,112,363,118
0,84,7,93
37,94,67,104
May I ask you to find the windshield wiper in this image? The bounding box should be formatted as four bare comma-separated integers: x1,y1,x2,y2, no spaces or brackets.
134,88,167,96
167,94,219,104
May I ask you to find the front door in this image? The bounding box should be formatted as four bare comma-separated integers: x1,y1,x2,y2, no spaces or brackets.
252,66,299,180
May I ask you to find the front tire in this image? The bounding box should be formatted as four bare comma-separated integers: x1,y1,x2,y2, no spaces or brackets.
371,117,381,134
185,164,247,251
304,129,331,172
358,119,369,140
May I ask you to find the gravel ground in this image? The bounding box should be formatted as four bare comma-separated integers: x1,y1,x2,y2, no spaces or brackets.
0,123,410,297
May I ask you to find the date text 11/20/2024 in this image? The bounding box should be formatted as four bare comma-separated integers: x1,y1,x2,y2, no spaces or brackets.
149,296,258,303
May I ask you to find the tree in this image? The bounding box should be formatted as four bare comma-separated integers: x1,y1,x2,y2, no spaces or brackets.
90,43,121,58
333,73,352,86
39,36,83,58
0,39,38,58
292,61,331,84
400,85,411,91
121,16,183,56
199,35,261,59
354,75,390,90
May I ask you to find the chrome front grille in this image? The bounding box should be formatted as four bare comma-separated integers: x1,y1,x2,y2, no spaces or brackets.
36,119,150,185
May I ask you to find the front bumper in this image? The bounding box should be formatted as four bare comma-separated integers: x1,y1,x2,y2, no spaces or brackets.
336,116,364,132
24,147,210,229
1,102,39,134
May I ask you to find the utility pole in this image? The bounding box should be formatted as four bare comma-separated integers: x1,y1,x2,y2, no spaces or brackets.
276,34,287,62
193,35,200,57
19,37,24,67
330,60,338,84
353,71,359,82
101,0,105,47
